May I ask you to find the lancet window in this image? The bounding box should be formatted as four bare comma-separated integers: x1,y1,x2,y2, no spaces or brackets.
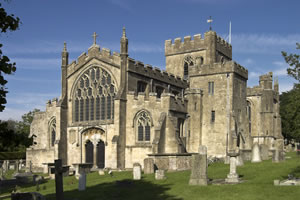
49,119,56,147
73,67,117,123
183,55,194,80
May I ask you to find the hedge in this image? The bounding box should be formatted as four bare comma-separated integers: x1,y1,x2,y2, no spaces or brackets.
0,152,26,160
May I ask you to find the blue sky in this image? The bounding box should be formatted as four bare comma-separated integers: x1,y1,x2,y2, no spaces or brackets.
0,0,299,120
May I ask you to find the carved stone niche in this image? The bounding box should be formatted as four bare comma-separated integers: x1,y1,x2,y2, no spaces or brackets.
69,129,77,144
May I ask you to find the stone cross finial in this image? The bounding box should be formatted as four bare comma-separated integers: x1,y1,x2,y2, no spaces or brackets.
63,41,67,52
92,32,98,45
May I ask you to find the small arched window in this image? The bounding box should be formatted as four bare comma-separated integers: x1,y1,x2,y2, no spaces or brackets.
136,111,152,142
49,119,56,147
183,55,194,80
247,101,251,134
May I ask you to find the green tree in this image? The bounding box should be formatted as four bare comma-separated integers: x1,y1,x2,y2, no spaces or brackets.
281,43,300,142
0,1,20,111
282,43,300,81
0,109,40,152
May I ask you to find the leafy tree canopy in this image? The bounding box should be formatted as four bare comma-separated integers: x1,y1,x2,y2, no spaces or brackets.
0,109,39,152
282,43,300,81
0,1,20,111
281,43,300,142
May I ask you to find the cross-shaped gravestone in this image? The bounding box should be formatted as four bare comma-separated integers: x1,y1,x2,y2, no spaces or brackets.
50,159,69,200
92,32,98,45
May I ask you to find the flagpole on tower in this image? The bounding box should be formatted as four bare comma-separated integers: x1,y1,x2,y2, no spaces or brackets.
207,16,213,31
229,21,232,44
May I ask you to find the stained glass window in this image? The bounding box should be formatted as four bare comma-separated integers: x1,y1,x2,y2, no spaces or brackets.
74,67,116,123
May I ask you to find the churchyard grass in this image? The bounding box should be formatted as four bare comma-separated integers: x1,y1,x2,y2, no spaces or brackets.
0,152,299,200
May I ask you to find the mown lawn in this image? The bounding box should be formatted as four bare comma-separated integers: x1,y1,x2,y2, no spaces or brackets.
1,152,299,200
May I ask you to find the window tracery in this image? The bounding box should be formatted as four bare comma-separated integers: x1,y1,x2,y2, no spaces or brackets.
183,55,194,80
73,67,117,123
136,111,151,142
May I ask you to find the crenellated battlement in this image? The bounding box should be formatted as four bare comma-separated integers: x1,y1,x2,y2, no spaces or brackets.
189,60,248,79
165,31,232,59
46,98,58,109
126,91,187,113
127,58,188,88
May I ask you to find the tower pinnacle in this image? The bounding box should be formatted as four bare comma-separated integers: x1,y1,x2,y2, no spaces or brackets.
63,41,67,52
122,27,126,38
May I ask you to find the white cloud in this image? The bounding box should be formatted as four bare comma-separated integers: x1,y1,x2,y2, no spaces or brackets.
10,58,61,70
6,76,59,83
232,33,300,54
108,0,132,11
0,108,29,121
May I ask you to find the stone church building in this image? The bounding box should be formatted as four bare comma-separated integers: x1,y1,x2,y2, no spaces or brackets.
26,28,283,172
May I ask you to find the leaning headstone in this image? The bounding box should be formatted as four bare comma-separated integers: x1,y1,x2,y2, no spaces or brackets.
260,144,269,160
144,158,154,174
11,192,46,200
133,163,142,180
189,145,208,185
251,143,262,163
155,169,166,180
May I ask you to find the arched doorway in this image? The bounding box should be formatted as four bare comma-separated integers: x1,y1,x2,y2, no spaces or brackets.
97,140,105,168
85,140,93,164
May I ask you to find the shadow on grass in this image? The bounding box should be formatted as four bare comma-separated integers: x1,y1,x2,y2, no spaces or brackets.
44,179,183,200
289,166,300,178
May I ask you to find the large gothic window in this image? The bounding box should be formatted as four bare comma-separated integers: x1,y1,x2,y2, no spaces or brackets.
73,67,117,123
183,55,194,80
136,111,152,142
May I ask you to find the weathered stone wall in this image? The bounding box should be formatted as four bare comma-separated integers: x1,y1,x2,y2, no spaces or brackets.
247,72,283,151
124,92,187,168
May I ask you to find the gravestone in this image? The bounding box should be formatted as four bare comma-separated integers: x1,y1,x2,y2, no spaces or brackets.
260,144,269,160
189,145,208,185
3,160,8,172
272,149,280,163
98,169,105,175
251,143,262,163
225,155,240,183
155,169,166,180
144,158,154,174
16,160,20,172
236,155,244,166
133,163,141,180
72,163,93,191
